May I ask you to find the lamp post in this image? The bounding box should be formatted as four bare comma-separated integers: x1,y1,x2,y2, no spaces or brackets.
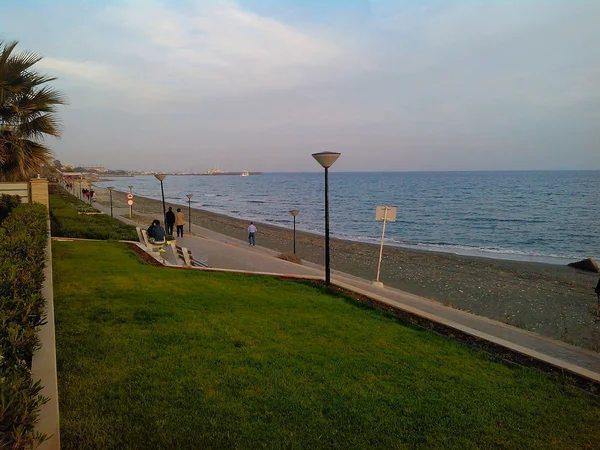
312,152,341,285
154,174,167,227
289,209,299,254
107,186,114,217
186,194,193,233
78,180,82,199
128,185,133,219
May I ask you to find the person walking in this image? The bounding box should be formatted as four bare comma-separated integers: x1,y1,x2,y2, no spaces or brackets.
248,222,257,246
165,207,176,235
175,208,185,237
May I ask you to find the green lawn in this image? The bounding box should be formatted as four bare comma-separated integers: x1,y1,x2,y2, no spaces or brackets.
49,186,138,240
53,241,600,449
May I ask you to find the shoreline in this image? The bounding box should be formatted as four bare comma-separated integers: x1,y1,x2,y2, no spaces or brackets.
88,184,600,352
94,174,598,266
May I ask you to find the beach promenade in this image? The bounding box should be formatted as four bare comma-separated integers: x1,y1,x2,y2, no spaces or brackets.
90,200,600,385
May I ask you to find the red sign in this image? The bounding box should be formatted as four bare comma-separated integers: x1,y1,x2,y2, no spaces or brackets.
127,193,134,200
127,199,134,206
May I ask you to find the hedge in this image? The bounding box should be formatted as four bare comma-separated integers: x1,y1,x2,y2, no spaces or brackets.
0,193,22,223
49,187,138,240
0,202,49,448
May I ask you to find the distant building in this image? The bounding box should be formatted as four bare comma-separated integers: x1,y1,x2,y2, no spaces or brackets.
82,165,108,173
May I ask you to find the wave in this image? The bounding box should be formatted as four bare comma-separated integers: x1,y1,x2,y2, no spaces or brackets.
331,234,581,264
92,172,600,265
461,217,545,224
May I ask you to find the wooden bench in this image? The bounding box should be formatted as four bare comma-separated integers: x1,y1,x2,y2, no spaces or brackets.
136,227,208,267
139,228,165,254
177,245,209,267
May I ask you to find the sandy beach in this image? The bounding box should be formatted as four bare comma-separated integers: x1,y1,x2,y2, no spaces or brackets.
88,184,600,352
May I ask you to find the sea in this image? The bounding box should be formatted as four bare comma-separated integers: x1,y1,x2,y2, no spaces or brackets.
96,171,600,265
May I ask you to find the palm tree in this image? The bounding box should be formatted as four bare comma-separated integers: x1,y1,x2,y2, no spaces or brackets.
0,40,66,181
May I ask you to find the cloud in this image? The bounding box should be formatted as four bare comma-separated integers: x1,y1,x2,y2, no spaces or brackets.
34,0,365,109
3,0,599,170
98,0,359,97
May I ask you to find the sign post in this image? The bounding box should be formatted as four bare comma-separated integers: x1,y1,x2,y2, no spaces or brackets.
127,186,134,218
374,206,397,288
127,192,134,219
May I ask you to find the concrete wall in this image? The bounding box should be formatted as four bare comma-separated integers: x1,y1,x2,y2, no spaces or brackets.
0,181,30,203
31,219,60,449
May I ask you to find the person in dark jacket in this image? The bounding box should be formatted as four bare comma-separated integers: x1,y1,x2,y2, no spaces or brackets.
150,220,166,243
165,207,176,235
147,219,158,238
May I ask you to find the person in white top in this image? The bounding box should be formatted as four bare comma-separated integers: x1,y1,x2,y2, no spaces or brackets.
248,222,257,246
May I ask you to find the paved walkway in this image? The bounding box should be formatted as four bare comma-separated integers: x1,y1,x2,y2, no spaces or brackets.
92,200,600,383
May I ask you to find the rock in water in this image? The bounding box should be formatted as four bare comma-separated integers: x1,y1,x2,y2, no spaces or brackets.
567,258,599,273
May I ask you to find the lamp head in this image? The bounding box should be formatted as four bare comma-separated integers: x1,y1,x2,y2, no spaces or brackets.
107,186,114,191
312,152,341,169
289,209,300,217
186,194,193,199
154,174,167,181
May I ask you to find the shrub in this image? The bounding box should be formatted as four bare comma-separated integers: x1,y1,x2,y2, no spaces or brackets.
0,193,22,223
49,187,138,240
0,202,49,449
277,252,303,264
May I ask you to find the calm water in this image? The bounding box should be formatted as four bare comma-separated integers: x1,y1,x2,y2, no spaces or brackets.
96,171,600,264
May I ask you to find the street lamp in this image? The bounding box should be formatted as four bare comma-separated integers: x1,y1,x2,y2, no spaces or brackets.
186,194,193,233
154,174,167,227
78,180,82,199
107,187,114,217
289,209,299,254
312,151,341,285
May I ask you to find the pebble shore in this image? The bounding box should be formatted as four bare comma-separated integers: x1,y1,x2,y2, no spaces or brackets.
90,184,600,352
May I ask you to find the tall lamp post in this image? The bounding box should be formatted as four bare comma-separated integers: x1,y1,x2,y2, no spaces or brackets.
154,174,167,227
107,186,114,217
312,152,341,285
186,194,193,233
78,180,82,199
289,209,299,254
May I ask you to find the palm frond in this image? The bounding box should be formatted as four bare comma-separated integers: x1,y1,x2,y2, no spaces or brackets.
0,40,65,181
0,138,53,182
17,113,62,140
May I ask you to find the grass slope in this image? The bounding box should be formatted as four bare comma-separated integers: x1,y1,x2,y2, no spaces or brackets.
53,241,600,449
49,187,138,240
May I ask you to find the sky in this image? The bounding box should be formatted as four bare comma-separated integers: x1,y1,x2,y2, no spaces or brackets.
1,0,599,172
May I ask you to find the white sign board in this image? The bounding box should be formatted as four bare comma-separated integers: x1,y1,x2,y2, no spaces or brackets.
376,206,397,222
